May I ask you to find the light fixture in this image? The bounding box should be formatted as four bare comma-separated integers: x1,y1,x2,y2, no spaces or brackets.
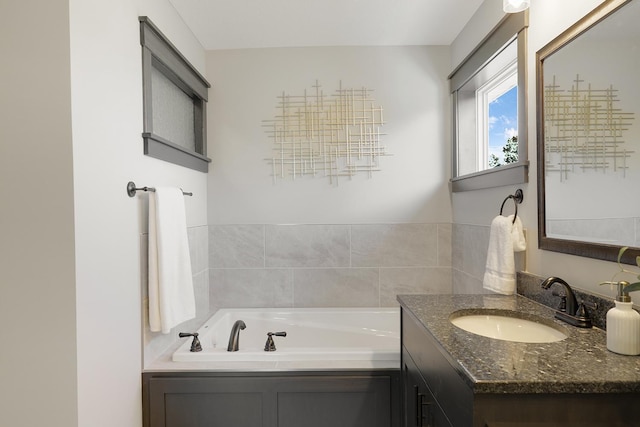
503,0,530,13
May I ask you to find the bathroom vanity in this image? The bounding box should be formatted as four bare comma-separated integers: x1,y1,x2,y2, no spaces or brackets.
399,294,640,427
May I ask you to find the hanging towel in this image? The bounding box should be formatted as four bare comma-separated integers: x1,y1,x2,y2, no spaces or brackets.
483,215,526,295
148,187,196,334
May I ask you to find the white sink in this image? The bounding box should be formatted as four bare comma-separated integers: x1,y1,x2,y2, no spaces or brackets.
450,309,568,343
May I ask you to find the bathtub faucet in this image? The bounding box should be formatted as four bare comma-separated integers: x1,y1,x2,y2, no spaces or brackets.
227,320,246,352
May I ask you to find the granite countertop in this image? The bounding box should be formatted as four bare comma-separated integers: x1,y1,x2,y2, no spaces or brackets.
398,294,640,394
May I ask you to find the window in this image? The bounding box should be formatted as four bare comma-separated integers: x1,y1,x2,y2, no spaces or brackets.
479,53,518,170
450,12,528,192
139,17,211,172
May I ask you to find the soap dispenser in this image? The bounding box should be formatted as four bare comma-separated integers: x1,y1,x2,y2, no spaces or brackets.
606,281,640,356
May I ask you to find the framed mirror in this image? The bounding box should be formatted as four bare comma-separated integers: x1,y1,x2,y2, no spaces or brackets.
537,0,640,264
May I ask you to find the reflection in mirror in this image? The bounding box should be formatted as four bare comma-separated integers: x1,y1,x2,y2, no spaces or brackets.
537,0,640,264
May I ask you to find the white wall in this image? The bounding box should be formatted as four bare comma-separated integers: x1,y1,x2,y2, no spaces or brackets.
206,46,452,225
69,0,207,425
451,0,629,298
450,0,506,70
1,0,207,426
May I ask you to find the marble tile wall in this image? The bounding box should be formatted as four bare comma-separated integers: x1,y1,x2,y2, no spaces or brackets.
452,223,526,294
209,223,452,311
142,225,209,367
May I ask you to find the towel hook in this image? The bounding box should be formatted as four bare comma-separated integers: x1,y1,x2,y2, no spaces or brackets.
499,189,523,224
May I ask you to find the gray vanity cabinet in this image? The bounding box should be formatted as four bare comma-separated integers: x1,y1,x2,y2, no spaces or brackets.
402,308,471,427
402,348,452,427
143,371,400,427
401,306,640,427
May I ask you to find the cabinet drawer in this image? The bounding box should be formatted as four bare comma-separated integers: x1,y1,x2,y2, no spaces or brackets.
402,309,473,427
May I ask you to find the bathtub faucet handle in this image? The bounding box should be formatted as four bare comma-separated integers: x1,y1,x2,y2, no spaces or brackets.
264,331,287,352
178,332,202,352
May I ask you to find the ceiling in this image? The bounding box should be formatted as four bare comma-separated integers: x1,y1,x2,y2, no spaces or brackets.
168,0,485,50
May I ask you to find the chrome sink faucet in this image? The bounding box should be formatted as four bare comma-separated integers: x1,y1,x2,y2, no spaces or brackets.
227,320,246,352
540,276,592,328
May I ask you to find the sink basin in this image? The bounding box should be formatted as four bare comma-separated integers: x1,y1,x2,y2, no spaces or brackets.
450,309,568,343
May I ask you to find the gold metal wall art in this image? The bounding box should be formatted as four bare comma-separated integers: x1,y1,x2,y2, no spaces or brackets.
263,80,389,185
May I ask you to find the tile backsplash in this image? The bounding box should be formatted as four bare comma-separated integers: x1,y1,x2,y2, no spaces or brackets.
209,223,452,311
452,223,526,294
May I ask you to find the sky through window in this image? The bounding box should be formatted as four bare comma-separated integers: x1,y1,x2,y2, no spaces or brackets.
488,85,518,164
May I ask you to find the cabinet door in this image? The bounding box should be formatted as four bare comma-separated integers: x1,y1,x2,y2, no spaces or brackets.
402,310,473,426
148,376,275,427
276,376,392,427
402,348,452,427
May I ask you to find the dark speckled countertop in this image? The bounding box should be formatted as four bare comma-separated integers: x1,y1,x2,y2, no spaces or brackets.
398,294,640,394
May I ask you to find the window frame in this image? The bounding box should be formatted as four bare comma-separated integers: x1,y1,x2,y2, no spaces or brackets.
450,11,529,192
477,59,518,170
139,16,211,172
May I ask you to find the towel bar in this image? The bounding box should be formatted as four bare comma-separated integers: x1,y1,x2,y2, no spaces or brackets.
127,181,192,197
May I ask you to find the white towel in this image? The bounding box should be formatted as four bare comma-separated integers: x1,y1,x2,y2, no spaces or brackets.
483,215,526,295
148,187,196,334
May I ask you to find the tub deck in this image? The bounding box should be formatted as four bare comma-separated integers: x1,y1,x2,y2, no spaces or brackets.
148,307,400,372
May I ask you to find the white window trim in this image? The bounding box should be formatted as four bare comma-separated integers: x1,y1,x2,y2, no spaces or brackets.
476,60,518,171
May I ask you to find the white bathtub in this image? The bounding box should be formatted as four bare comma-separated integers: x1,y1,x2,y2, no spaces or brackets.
172,307,400,369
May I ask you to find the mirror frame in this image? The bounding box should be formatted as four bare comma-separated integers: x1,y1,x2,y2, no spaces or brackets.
536,0,639,265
